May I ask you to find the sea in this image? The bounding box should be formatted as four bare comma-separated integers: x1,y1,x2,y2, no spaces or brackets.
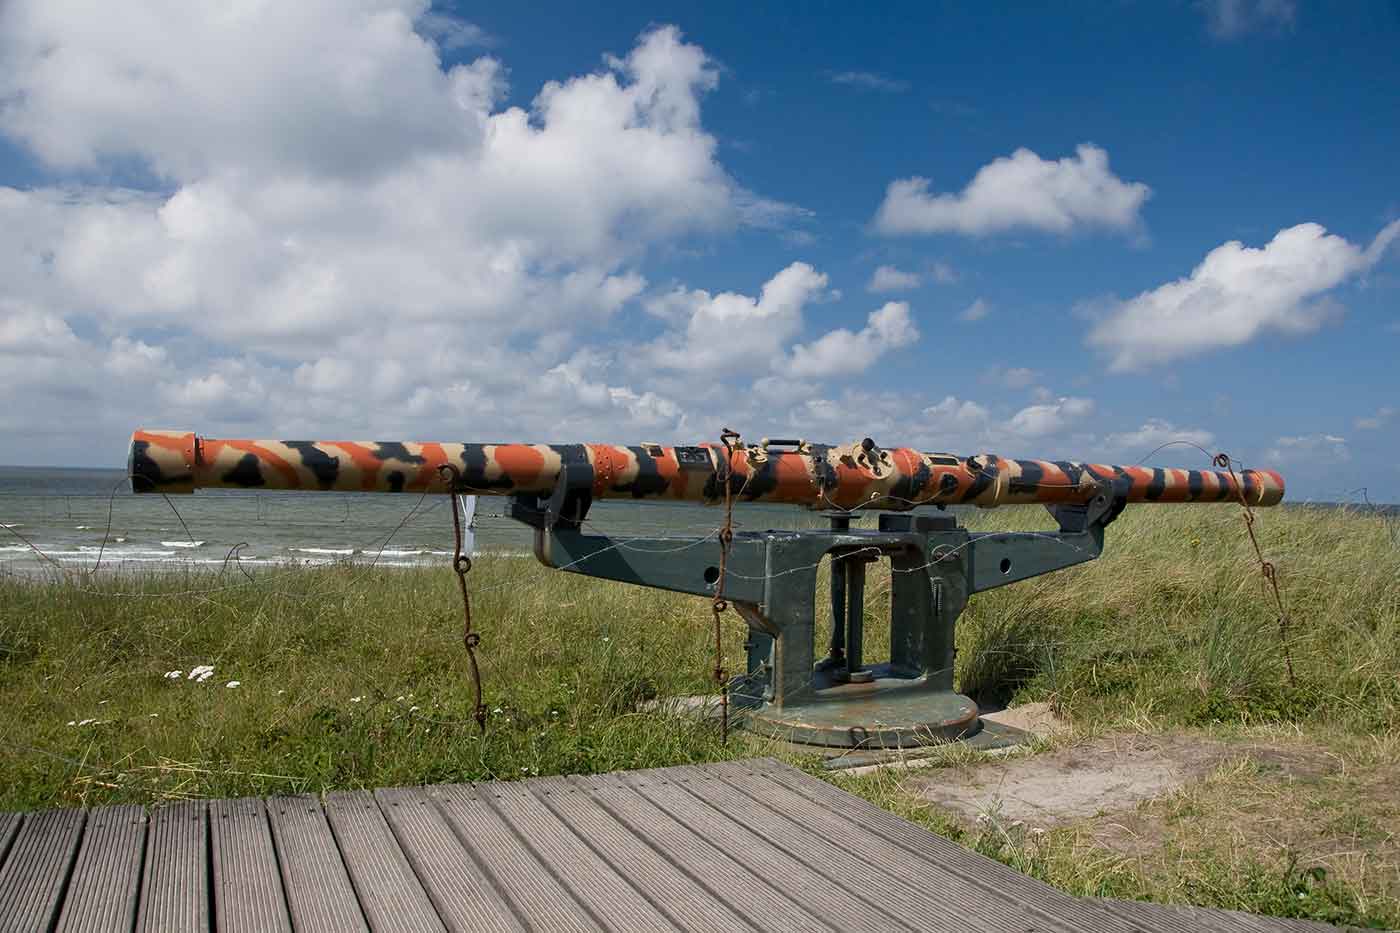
0,465,1394,575
0,465,822,574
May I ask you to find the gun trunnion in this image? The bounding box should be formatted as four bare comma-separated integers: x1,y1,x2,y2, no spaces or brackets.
130,429,1285,749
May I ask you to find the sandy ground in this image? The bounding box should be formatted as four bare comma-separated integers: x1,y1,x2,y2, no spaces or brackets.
909,730,1227,827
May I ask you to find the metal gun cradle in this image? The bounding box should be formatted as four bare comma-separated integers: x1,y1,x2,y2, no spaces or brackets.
129,429,1285,749
511,463,1128,747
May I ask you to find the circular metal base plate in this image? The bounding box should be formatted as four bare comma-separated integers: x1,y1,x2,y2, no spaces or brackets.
741,688,980,749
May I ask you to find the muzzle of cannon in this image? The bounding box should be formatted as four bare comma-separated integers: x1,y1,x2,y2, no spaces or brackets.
129,429,1285,749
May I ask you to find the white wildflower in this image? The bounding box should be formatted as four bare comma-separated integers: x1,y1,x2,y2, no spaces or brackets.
97,700,109,705
350,695,364,703
67,720,76,726
492,706,503,714
408,706,420,712
188,665,215,683
77,718,96,726
276,689,285,695
395,695,405,702
226,681,241,689
165,670,183,680
149,713,159,718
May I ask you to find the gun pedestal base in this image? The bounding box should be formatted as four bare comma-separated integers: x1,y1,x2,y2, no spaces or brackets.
513,477,1126,751
736,678,979,748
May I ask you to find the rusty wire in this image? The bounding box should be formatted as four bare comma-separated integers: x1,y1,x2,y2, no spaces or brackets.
1214,451,1296,687
438,463,488,733
710,428,743,744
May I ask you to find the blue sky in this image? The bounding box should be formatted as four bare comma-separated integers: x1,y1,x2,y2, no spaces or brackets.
0,0,1396,500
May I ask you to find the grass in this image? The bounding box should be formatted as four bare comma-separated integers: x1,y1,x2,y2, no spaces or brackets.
1,502,1397,926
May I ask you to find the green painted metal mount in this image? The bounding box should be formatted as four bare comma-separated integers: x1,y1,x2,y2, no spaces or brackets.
507,471,1127,750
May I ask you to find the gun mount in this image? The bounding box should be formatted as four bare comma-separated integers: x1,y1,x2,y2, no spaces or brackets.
129,429,1285,749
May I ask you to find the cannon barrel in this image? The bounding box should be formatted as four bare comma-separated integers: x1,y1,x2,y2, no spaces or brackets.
128,429,1285,511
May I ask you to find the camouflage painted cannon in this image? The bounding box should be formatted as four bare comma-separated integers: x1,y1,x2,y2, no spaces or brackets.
129,429,1285,749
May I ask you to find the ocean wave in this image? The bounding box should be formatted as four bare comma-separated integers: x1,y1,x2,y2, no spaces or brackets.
0,523,21,528
62,549,179,559
161,540,206,548
291,547,356,556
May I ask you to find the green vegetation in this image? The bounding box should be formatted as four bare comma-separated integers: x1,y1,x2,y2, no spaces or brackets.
1,504,1397,926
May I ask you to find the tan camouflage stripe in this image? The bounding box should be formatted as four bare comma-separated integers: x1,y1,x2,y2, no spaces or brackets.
129,430,1285,511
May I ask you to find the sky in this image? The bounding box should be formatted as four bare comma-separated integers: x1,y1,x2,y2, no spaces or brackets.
0,0,1396,501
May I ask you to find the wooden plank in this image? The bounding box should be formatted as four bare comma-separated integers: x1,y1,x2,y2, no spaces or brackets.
573,772,836,933
209,797,292,933
374,786,525,933
624,767,921,933
1097,899,1343,933
56,804,147,933
265,794,368,933
0,813,21,871
478,778,681,932
135,799,208,933
433,783,602,933
0,809,86,933
323,790,445,933
681,762,1083,933
529,775,758,933
737,759,1151,933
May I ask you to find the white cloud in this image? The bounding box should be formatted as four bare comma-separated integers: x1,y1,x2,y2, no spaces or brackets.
788,301,919,377
923,396,991,433
104,337,168,378
872,144,1150,237
1355,407,1396,431
1006,397,1095,438
416,11,493,50
982,365,1039,389
1200,0,1297,39
867,265,920,293
0,0,497,181
828,71,909,93
644,262,829,373
1265,433,1350,464
0,14,837,458
927,261,958,284
0,302,81,354
1088,220,1400,371
960,298,991,322
1103,420,1216,458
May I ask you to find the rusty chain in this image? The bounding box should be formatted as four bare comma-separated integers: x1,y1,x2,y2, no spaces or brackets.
439,463,488,733
711,428,743,743
1214,452,1296,687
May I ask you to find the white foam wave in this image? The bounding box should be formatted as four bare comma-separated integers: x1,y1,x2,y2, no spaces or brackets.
161,540,206,549
291,547,356,556
58,550,179,560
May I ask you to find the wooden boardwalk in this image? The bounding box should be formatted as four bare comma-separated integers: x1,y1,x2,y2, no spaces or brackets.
0,757,1356,932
